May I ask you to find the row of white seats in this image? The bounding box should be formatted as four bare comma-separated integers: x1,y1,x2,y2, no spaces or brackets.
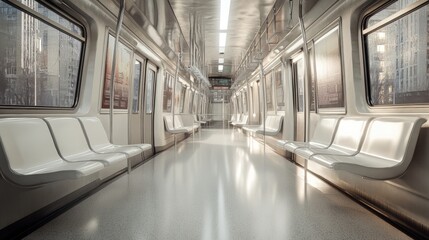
0,117,151,187
164,115,199,134
242,115,283,136
230,114,248,127
276,116,426,180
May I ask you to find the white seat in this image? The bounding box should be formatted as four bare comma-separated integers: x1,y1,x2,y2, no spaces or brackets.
310,117,426,180
194,115,206,125
0,118,103,186
164,115,188,134
174,115,196,133
44,118,127,168
78,117,150,157
284,116,341,153
232,115,248,127
228,114,237,125
243,115,283,136
295,117,371,159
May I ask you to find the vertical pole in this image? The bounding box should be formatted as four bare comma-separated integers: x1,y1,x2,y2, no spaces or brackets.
259,63,266,146
34,28,37,105
298,0,311,143
299,0,311,180
109,0,126,143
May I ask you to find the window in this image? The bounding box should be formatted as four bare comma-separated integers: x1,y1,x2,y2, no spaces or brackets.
102,34,132,109
274,66,285,111
0,0,84,107
314,25,344,109
364,0,429,105
265,72,274,111
131,60,142,113
242,90,248,113
188,90,194,113
179,85,187,113
174,81,182,113
237,93,242,113
293,57,304,112
163,72,173,112
145,68,155,114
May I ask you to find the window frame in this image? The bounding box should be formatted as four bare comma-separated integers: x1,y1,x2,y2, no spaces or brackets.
362,0,429,107
0,0,86,109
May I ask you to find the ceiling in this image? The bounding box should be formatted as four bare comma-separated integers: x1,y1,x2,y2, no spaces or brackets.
169,0,276,78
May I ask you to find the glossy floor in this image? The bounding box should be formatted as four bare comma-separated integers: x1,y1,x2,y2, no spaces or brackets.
26,129,410,239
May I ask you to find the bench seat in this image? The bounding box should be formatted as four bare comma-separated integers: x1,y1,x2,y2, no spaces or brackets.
284,117,341,153
174,115,198,133
78,117,150,157
45,118,127,179
243,115,283,136
309,117,426,180
294,117,370,159
0,118,103,186
232,115,248,127
164,115,188,134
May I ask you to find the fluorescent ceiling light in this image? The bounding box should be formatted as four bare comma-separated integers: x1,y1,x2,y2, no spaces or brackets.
218,65,224,72
220,0,231,30
218,58,224,64
219,47,225,53
219,32,227,47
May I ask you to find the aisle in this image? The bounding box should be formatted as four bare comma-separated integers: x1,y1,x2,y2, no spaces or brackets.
26,129,409,240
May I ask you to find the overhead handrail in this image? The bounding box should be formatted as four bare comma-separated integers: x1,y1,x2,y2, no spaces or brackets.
109,0,126,143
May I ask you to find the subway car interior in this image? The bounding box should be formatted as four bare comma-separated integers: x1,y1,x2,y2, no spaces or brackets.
0,0,429,239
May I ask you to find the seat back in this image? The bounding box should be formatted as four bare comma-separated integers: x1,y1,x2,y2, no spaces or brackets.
360,117,426,163
45,117,92,158
330,117,370,152
268,115,283,130
241,115,248,124
174,115,184,128
164,115,175,131
230,114,237,122
78,117,111,150
0,118,62,172
310,117,342,147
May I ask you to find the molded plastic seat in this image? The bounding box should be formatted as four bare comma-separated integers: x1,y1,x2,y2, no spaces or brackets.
174,115,196,133
78,117,150,156
295,117,371,159
44,118,127,167
194,115,206,125
232,115,248,127
0,118,103,186
164,115,188,134
310,117,426,180
284,116,341,153
228,114,237,124
243,115,283,136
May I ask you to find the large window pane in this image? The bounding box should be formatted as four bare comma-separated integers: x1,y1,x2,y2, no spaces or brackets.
0,0,83,107
163,72,172,112
131,60,142,113
174,81,182,113
274,66,285,111
265,72,274,111
314,26,344,109
179,85,186,113
145,68,155,113
17,0,83,36
242,90,248,113
294,58,304,112
365,2,429,105
101,34,131,109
